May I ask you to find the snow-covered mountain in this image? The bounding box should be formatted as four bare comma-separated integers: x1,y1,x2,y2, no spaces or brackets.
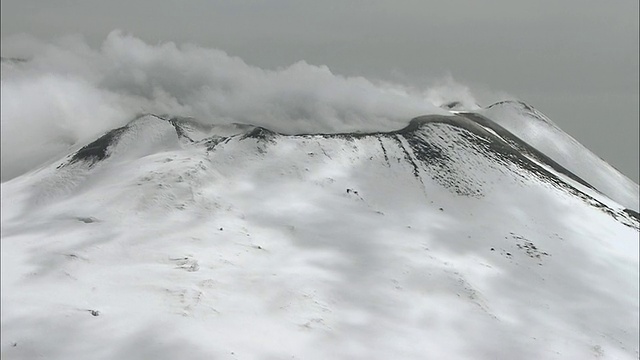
478,100,639,212
1,107,638,359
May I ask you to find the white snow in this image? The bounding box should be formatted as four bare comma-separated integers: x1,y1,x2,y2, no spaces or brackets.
479,101,640,212
1,116,638,359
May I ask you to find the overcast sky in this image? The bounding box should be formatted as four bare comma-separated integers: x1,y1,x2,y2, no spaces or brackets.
1,0,638,181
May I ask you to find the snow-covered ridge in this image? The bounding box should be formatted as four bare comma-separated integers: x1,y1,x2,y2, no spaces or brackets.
2,106,638,359
479,100,639,211
48,111,638,229
486,100,555,125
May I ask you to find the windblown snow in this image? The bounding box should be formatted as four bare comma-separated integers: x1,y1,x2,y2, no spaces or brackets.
1,108,638,359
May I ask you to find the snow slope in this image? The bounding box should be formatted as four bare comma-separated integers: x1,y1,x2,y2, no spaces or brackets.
477,100,639,212
1,113,638,359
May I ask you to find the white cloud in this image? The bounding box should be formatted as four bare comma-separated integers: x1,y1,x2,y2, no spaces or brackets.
1,30,485,181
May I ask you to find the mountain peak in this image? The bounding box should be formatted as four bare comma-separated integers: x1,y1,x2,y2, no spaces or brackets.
49,109,638,229
485,100,555,124
2,101,638,360
480,101,639,211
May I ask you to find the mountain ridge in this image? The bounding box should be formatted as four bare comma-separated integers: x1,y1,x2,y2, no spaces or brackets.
2,102,638,359
53,109,639,228
479,100,639,211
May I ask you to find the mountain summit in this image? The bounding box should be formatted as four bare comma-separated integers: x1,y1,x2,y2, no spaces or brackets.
1,104,638,359
480,100,639,212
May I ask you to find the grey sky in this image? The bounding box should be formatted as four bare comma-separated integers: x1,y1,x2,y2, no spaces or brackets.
2,0,638,181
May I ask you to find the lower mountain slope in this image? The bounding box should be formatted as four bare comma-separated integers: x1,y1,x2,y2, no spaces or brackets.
1,113,638,360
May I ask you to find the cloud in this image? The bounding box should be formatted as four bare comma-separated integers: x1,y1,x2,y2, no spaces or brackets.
1,30,483,181
424,74,482,110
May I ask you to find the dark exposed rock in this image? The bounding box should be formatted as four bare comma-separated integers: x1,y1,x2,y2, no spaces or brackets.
64,127,127,168
623,209,640,222
241,127,277,142
442,101,462,109
60,112,638,230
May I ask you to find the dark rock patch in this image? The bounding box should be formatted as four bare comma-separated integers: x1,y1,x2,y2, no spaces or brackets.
442,101,462,110
63,127,127,168
623,208,640,222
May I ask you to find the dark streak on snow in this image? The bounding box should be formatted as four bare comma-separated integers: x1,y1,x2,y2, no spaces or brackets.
204,113,638,228
391,134,422,180
61,111,639,230
168,118,194,142
204,136,226,151
456,112,596,191
623,209,640,222
377,138,390,166
61,127,127,168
